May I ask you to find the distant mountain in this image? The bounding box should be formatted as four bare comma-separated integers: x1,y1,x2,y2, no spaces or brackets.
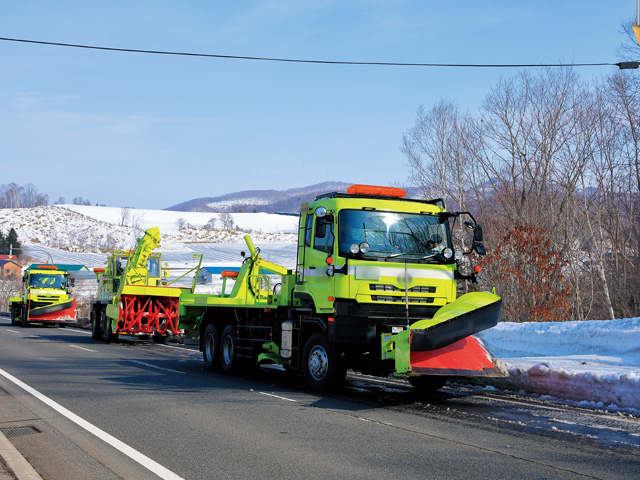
165,181,354,213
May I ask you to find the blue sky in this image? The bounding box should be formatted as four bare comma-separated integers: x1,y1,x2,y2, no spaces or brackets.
0,1,636,209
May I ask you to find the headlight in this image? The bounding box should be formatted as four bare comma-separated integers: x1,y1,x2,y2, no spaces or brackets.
350,243,360,254
443,248,453,259
359,242,370,254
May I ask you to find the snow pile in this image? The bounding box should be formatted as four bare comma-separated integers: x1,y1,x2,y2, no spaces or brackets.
477,318,640,411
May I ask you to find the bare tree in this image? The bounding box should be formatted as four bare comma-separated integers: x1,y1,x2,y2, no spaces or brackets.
120,207,131,226
175,217,188,231
219,213,235,230
204,218,217,230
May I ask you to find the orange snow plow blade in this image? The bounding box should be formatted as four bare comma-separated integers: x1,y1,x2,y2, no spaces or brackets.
410,335,503,376
29,299,77,324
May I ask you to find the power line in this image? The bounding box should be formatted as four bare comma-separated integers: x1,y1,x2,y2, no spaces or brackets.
1,36,635,69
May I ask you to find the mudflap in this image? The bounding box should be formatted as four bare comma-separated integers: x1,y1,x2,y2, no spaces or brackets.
410,291,502,352
28,299,77,324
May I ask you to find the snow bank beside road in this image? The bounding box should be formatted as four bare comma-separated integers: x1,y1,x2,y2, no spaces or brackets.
477,318,640,411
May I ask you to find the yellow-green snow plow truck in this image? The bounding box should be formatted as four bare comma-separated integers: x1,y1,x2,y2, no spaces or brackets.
178,184,504,392
9,265,77,327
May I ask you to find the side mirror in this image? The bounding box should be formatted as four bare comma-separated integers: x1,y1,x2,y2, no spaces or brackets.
71,278,75,287
463,221,486,256
315,218,327,238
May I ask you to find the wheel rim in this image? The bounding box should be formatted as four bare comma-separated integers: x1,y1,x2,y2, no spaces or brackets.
222,335,233,365
308,345,328,381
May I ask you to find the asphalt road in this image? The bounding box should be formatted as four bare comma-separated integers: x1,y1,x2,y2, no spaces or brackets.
0,318,638,480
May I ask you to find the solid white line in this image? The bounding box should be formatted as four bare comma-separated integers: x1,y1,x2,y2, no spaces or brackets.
259,392,298,402
0,367,184,480
6,329,20,334
69,345,98,353
130,360,186,375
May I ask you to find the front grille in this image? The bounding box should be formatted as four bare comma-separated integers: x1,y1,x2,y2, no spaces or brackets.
370,284,436,293
371,295,434,304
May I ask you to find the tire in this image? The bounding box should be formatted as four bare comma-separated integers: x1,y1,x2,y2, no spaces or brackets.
57,324,66,328
20,308,29,328
10,307,18,326
101,309,118,343
302,333,346,392
91,306,102,340
202,324,220,372
152,335,167,344
408,375,447,394
220,324,241,375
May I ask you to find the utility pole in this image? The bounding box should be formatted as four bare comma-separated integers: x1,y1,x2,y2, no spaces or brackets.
633,0,640,45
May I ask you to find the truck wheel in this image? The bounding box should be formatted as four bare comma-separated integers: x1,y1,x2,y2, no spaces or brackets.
20,308,28,328
220,324,241,374
202,324,220,372
91,307,102,340
408,376,447,394
101,310,118,343
152,335,167,344
10,308,18,326
302,333,346,391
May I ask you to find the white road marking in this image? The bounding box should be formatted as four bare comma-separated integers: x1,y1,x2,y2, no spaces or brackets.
259,392,298,402
130,360,186,375
66,328,92,335
69,345,98,353
0,367,184,480
6,329,20,334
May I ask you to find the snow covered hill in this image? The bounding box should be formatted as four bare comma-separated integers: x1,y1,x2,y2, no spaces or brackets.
0,205,298,255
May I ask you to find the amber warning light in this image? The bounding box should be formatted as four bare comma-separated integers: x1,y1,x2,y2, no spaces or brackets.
347,184,406,198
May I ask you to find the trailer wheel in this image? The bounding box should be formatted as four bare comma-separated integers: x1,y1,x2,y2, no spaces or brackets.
220,324,241,375
91,306,102,340
101,310,118,343
202,324,220,372
408,376,447,394
302,333,346,391
10,307,18,326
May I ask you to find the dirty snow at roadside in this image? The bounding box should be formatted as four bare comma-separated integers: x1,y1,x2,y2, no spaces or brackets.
477,318,640,412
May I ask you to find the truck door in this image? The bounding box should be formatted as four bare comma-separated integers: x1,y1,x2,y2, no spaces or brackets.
301,210,336,312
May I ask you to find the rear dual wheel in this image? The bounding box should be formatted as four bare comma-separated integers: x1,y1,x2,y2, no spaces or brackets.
202,324,220,371
100,309,118,343
91,306,102,340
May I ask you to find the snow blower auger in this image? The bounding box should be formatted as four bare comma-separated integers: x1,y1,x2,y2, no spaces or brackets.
90,227,202,343
9,265,77,327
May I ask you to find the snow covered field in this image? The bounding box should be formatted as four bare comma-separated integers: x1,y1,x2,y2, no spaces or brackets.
1,205,638,413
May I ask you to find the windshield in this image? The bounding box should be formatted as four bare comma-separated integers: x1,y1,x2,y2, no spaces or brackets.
146,257,160,277
338,209,451,261
29,273,67,289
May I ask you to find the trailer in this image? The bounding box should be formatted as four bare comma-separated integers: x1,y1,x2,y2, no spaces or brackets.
9,265,77,327
178,184,504,392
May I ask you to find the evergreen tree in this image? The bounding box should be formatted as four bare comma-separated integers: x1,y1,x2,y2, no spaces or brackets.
0,229,20,257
